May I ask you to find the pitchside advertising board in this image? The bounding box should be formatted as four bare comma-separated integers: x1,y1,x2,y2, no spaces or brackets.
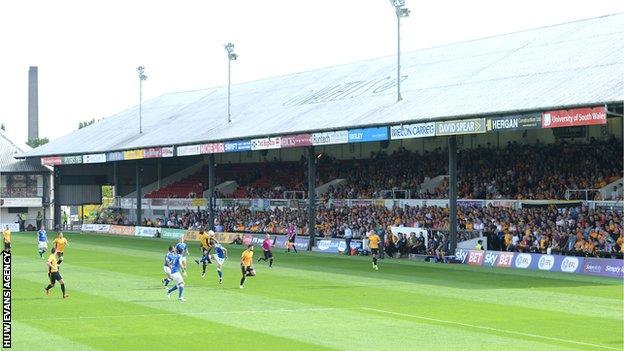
454,249,623,279
81,224,111,233
135,226,160,238
160,228,186,239
313,239,363,253
0,223,19,232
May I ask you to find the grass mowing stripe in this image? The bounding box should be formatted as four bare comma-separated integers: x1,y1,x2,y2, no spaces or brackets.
19,307,349,321
361,307,620,351
12,321,103,351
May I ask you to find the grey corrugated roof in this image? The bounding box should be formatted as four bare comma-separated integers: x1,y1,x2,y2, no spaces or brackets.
20,13,624,158
0,132,50,172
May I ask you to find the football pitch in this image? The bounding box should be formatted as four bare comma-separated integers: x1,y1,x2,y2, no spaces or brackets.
9,232,624,351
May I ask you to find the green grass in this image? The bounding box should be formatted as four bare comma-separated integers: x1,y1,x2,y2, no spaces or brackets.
9,231,624,351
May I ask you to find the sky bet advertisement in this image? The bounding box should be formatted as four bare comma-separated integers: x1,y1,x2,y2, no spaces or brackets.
454,249,623,279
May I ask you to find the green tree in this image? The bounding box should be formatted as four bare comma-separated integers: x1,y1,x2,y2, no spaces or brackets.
78,119,96,129
26,137,49,148
102,185,114,198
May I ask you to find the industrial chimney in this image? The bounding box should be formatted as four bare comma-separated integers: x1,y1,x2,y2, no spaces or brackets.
28,66,39,140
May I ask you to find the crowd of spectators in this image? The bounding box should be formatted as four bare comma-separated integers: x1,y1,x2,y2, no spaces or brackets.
207,138,622,201
319,138,622,200
100,202,624,258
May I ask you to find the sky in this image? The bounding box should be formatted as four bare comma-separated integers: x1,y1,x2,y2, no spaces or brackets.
0,0,621,145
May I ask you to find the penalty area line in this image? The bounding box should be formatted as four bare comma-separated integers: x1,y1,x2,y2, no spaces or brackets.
360,307,619,351
19,307,347,321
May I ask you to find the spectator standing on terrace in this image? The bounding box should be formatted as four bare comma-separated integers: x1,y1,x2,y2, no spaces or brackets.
36,211,43,230
343,224,353,256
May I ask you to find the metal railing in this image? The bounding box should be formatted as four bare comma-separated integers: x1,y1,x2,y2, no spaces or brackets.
283,191,306,199
564,189,601,201
380,189,410,199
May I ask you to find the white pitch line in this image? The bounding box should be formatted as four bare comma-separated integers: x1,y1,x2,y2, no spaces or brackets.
19,307,346,321
360,307,620,351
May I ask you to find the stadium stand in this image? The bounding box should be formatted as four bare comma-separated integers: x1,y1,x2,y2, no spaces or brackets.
143,138,622,201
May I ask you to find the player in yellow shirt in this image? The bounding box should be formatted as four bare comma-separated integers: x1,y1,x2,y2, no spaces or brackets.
368,230,380,270
239,245,256,289
194,230,217,277
2,225,11,252
44,248,68,298
52,232,69,265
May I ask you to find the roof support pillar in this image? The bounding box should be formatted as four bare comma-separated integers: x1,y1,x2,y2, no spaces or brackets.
448,136,458,253
113,161,118,198
53,166,61,230
208,154,215,231
307,146,316,250
135,161,142,226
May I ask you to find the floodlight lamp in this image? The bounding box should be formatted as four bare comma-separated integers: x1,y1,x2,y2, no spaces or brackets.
224,42,235,53
229,53,238,60
398,7,410,17
136,66,145,73
139,74,148,81
390,0,405,7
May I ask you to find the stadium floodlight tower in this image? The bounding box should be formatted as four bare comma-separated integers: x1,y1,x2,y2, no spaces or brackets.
390,0,410,102
136,66,148,134
224,43,238,123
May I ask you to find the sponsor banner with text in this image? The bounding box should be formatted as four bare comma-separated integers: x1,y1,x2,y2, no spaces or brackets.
161,228,186,239
177,144,201,156
390,122,436,140
143,148,163,158
541,107,606,128
201,143,226,154
0,198,42,207
81,224,111,233
62,155,83,164
251,137,281,151
109,225,136,236
83,153,107,164
41,156,62,166
581,258,624,279
162,147,174,157
312,239,362,253
486,114,541,131
452,249,621,277
312,130,348,146
123,149,144,160
135,226,160,238
436,118,486,136
281,134,313,148
347,127,388,143
223,140,251,153
106,151,125,162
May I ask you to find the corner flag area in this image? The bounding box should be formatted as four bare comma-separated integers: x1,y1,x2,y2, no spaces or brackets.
10,232,623,351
